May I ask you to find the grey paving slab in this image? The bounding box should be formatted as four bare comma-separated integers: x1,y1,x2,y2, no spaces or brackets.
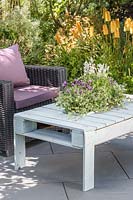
26,141,52,156
110,132,133,151
0,151,127,188
113,150,133,178
94,151,128,181
25,153,82,183
0,156,9,162
96,132,133,152
96,142,111,152
1,134,133,199
0,158,67,200
64,179,133,200
50,143,81,154
0,182,67,200
26,151,127,183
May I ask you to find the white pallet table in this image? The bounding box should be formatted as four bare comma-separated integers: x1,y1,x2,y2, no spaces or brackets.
14,101,133,191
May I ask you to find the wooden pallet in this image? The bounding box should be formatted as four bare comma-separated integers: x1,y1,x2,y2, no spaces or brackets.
14,100,133,191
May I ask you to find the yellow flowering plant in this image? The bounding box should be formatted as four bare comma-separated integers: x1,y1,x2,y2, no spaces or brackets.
44,8,133,93
47,14,100,80
100,8,133,93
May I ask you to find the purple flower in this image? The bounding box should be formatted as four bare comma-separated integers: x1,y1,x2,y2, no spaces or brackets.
87,85,92,90
74,79,78,84
81,82,85,87
77,82,81,86
80,90,83,94
71,83,75,87
88,80,92,84
74,89,79,94
74,79,81,85
62,81,67,87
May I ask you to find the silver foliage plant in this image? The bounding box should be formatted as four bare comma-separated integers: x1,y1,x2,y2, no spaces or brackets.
83,58,109,75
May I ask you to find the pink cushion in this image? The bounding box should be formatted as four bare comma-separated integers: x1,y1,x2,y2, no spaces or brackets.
14,85,59,109
0,44,30,87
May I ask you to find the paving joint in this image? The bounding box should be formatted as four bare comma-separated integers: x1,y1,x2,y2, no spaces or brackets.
62,182,69,200
111,151,130,179
49,143,54,154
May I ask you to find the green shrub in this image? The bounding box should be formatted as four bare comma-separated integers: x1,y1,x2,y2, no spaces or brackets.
0,6,43,64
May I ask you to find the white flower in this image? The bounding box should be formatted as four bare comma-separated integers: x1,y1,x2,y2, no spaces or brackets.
83,61,90,68
83,58,96,75
97,63,109,74
84,61,90,75
84,59,109,75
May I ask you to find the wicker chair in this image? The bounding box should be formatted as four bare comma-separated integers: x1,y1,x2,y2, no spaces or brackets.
0,65,67,156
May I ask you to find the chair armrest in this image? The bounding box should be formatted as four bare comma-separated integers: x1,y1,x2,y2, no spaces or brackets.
0,80,14,122
0,80,14,155
0,80,14,110
25,65,67,89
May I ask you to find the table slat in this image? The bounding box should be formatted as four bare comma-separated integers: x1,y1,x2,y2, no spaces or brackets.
15,112,95,131
24,109,105,129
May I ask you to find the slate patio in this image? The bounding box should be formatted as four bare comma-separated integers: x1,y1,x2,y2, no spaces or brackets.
1,132,133,200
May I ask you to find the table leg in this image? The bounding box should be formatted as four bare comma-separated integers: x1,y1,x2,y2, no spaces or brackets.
14,117,37,170
83,142,95,191
14,134,25,170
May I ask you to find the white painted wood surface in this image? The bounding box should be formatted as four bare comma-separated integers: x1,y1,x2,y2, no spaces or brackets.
17,128,73,148
14,101,133,191
83,132,95,191
14,134,25,170
14,117,37,170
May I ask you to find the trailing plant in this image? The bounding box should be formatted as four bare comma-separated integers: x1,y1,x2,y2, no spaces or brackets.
56,63,125,115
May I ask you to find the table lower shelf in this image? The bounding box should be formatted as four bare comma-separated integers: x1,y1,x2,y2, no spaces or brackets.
17,128,81,149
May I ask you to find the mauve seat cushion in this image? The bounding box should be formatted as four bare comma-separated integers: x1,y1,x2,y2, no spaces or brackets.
14,85,59,109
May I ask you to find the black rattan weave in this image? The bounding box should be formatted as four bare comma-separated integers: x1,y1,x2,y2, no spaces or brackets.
0,65,67,156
